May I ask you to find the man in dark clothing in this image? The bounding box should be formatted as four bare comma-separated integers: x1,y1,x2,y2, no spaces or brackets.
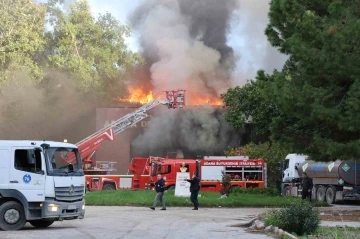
302,172,313,201
150,174,166,210
185,172,200,210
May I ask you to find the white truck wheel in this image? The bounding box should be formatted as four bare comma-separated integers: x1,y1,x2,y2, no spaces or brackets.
0,201,26,231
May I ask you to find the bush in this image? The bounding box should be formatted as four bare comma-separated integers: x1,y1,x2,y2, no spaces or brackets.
230,187,280,196
264,201,320,236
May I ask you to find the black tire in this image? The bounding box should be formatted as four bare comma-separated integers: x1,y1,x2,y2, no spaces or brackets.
325,186,336,204
316,186,326,201
283,186,291,196
29,220,55,228
103,183,116,190
0,201,26,231
167,186,175,190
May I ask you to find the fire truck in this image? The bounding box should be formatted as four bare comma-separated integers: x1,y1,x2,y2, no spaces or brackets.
64,90,186,191
127,156,267,192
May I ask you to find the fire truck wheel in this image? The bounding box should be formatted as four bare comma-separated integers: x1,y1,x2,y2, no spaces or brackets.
0,201,26,231
167,186,175,190
29,219,55,228
102,183,116,190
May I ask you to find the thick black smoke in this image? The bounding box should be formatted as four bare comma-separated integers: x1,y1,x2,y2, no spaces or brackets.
132,106,242,158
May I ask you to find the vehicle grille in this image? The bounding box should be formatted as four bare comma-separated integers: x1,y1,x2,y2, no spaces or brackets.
55,186,84,202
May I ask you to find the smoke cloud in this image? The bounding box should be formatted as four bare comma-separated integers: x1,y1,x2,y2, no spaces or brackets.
0,68,96,142
229,0,288,86
128,0,242,155
129,0,239,100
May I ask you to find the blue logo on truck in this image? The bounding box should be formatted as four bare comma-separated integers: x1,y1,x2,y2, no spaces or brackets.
23,174,31,183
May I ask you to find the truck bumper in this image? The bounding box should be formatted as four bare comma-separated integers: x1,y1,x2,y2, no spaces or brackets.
41,199,85,220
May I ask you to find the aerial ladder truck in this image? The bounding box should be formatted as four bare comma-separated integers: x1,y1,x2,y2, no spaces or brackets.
63,90,186,191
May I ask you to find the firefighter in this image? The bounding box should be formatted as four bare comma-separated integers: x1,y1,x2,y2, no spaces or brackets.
149,174,166,210
185,172,200,210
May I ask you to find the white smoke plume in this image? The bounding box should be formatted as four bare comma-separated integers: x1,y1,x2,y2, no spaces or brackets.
129,0,239,100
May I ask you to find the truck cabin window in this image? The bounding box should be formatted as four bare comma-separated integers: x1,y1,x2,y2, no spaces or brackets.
45,147,82,175
14,149,42,174
283,159,290,170
151,162,157,176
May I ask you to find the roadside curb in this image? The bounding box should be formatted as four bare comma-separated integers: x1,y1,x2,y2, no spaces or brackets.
234,216,298,239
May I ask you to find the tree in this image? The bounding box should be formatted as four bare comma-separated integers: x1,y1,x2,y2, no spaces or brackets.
45,0,143,100
221,72,279,138
258,0,360,161
0,0,46,83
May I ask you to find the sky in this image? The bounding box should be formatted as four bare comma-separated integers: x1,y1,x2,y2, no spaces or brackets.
35,0,288,86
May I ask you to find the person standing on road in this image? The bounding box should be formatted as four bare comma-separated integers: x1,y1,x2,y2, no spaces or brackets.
185,172,200,210
302,172,313,202
150,174,166,210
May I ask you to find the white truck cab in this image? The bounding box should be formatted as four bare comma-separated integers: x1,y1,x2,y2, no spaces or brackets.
0,140,85,231
281,154,307,183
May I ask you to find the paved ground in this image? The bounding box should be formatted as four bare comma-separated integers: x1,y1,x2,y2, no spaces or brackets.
1,206,275,239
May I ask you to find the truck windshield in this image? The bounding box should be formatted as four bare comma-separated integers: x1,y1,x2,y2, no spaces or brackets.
45,147,83,176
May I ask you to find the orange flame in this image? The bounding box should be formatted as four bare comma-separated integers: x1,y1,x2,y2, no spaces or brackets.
118,87,154,104
117,86,223,106
190,97,223,106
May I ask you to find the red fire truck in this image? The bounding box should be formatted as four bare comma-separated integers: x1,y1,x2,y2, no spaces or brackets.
128,156,267,192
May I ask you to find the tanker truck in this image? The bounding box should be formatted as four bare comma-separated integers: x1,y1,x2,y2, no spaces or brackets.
280,154,360,204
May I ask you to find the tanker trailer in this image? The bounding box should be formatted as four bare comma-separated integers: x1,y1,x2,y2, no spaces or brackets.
280,154,360,204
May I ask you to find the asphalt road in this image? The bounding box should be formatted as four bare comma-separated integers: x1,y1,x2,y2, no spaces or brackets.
1,206,274,239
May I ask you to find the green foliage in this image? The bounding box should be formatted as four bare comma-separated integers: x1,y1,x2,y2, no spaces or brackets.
230,187,280,196
45,0,143,100
0,0,143,139
0,0,46,83
220,170,231,195
224,141,289,187
221,77,279,137
258,0,360,161
264,201,320,236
